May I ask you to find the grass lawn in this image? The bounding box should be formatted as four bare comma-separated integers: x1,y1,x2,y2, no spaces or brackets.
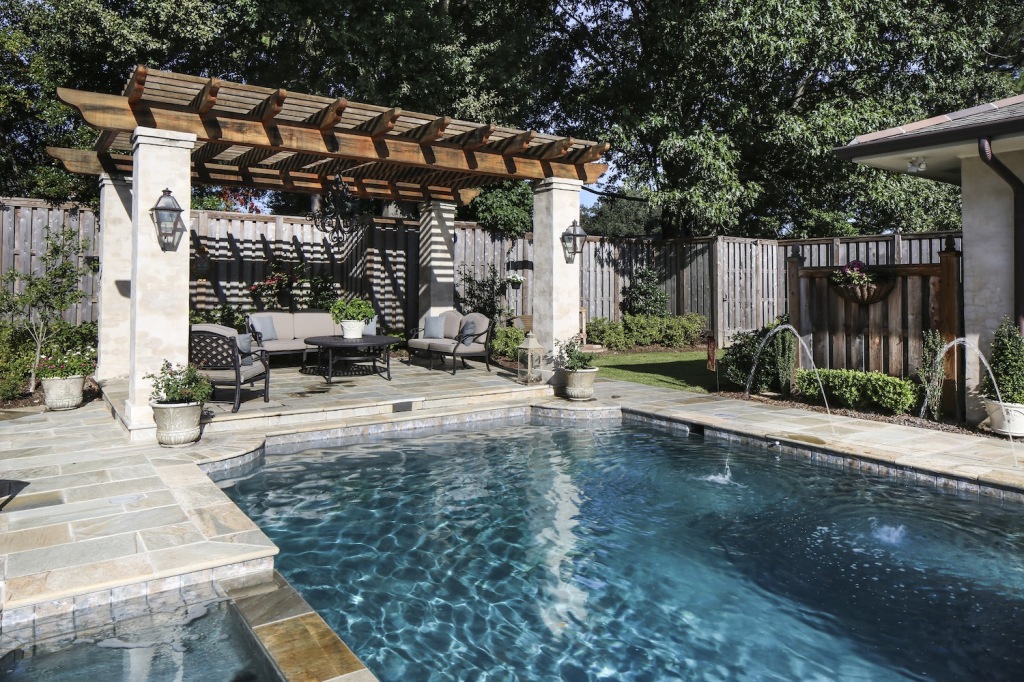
592,350,723,393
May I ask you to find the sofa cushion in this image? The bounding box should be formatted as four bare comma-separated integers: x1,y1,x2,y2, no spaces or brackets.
236,333,254,365
426,339,459,354
407,338,435,351
260,339,308,353
202,359,268,383
437,341,486,356
441,310,463,338
424,316,445,339
250,315,278,341
293,311,335,340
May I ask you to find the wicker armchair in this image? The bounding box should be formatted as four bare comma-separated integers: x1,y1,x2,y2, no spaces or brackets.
189,324,270,412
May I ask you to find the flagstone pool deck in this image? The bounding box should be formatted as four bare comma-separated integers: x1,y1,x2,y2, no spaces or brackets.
2,358,1023,681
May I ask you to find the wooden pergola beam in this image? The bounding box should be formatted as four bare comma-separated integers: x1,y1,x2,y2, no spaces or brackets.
250,88,288,122
94,130,119,153
125,65,147,105
306,98,348,130
49,147,474,204
484,130,535,156
190,77,222,114
57,88,607,183
526,137,574,160
400,116,450,143
443,124,495,150
191,142,232,163
358,107,402,140
565,142,610,165
230,146,280,169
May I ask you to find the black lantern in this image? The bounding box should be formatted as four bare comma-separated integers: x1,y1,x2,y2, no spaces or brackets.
311,176,371,246
150,188,184,251
560,219,587,263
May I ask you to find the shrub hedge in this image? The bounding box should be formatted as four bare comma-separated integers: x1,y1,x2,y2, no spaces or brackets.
586,313,706,351
796,368,919,414
491,326,525,359
720,316,795,394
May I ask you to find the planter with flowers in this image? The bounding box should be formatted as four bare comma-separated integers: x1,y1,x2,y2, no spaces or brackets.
506,273,525,290
146,361,214,446
249,265,306,310
981,316,1024,436
556,334,598,401
330,297,376,339
37,347,96,410
829,260,895,305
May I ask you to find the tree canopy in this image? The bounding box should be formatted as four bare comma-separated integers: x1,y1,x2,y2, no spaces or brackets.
3,0,1023,237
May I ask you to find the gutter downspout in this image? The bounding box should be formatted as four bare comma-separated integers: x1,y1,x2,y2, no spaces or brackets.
978,137,1024,333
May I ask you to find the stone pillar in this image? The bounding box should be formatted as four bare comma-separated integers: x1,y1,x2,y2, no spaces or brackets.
532,177,583,372
961,151,1024,423
95,173,133,382
124,127,195,434
417,200,457,326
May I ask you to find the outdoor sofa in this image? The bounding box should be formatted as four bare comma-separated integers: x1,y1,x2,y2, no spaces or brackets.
247,310,377,361
407,310,493,374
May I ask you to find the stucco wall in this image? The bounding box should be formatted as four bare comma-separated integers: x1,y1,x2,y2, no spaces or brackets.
961,151,1024,422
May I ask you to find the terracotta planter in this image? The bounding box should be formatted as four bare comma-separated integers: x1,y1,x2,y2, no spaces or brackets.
564,367,599,401
150,400,203,446
340,320,365,339
983,397,1024,437
41,375,85,411
830,279,896,305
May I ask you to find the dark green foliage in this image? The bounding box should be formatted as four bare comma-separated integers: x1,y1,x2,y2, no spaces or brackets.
189,305,249,333
587,314,706,350
983,316,1024,403
581,193,660,238
457,265,511,321
461,182,533,240
0,326,33,400
796,369,919,414
918,329,946,420
621,266,669,317
491,326,525,359
146,361,214,405
557,335,595,370
721,316,794,393
304,275,338,310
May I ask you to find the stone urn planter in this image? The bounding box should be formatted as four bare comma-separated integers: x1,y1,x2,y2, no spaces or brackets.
983,398,1024,437
564,367,599,401
150,401,203,446
41,375,85,411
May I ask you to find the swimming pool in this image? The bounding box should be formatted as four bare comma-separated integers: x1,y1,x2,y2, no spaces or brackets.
226,421,1024,681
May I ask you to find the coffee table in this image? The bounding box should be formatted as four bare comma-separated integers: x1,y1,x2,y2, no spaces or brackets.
304,335,400,383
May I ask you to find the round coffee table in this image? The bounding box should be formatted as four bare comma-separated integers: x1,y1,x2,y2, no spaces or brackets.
304,335,400,383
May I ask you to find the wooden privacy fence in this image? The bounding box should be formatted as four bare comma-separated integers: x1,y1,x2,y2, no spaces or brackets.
1,198,964,385
0,199,99,324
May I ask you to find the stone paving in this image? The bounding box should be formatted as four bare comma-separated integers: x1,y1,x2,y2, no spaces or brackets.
2,356,1024,681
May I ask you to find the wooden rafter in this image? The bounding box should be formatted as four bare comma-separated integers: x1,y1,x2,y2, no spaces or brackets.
190,77,222,114
357,107,402,140
56,88,607,183
400,116,450,143
443,124,495,150
524,137,574,160
231,146,280,169
484,131,535,156
306,98,348,130
94,130,119,153
250,89,288,122
564,142,610,165
124,65,147,105
191,142,233,163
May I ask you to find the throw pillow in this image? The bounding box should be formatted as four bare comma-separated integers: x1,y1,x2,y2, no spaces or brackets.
459,320,477,341
424,316,445,339
251,316,278,341
236,333,253,366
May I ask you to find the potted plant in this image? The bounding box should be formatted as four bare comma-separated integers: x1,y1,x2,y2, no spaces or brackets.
37,346,96,410
982,316,1024,436
556,334,598,401
249,264,306,310
829,260,894,305
146,361,213,446
506,273,525,290
330,297,375,339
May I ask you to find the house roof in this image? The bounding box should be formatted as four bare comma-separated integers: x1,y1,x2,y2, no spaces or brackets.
833,94,1024,184
48,66,609,204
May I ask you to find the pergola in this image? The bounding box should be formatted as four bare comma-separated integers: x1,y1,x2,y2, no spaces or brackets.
49,66,609,440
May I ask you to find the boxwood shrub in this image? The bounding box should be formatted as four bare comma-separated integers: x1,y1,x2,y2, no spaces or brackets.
796,368,919,414
586,313,707,350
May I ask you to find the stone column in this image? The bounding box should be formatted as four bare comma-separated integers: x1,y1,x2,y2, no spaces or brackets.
417,200,457,326
961,151,1024,423
124,127,195,434
532,177,583,372
95,173,133,382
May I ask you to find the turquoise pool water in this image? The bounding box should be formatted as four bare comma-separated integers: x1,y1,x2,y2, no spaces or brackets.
226,422,1024,681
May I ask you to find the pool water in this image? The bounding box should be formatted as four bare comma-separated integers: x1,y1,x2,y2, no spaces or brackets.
225,422,1024,681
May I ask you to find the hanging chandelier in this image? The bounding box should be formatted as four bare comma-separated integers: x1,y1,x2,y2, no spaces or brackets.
310,176,371,246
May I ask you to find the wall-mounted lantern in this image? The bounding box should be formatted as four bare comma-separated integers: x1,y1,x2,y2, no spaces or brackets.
560,219,587,263
150,188,184,251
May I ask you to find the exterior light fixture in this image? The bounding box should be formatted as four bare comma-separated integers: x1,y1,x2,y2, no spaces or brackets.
560,219,587,263
150,188,184,251
310,176,372,247
517,332,544,384
906,156,927,173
